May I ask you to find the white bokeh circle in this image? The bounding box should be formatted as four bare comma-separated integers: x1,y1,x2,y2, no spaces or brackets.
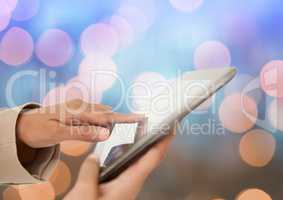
80,23,119,56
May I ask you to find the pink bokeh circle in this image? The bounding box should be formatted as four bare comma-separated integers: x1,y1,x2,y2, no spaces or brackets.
12,0,39,21
66,77,103,104
0,27,33,66
239,129,276,167
42,86,65,106
65,78,90,102
36,29,74,67
236,188,272,200
218,93,258,133
260,60,283,98
0,0,18,15
80,23,119,56
120,0,157,29
194,41,231,69
0,13,11,32
118,5,149,33
42,81,103,107
169,0,203,13
109,15,134,48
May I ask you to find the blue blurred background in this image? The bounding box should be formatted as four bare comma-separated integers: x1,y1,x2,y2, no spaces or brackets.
1,0,283,199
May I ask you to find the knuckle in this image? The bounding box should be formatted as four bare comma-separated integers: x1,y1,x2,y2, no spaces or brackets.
69,99,86,108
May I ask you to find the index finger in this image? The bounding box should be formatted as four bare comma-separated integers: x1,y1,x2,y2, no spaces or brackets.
107,113,146,124
81,112,146,128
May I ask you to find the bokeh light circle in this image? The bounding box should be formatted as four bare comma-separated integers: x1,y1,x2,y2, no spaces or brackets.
80,23,119,56
60,140,93,157
260,60,283,98
236,188,272,200
43,81,103,107
218,93,258,133
120,0,157,29
109,15,134,48
169,0,203,13
0,13,11,32
131,72,167,97
118,5,150,33
224,73,263,103
0,27,33,66
132,72,169,109
49,160,72,196
268,99,283,131
130,72,170,126
65,77,90,102
3,183,55,200
42,86,65,106
0,0,18,15
79,54,118,92
66,77,103,104
12,0,39,21
194,41,231,69
36,29,74,67
239,129,276,167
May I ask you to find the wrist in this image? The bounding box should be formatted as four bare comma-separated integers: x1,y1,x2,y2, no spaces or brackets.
16,111,30,145
16,108,38,165
16,105,40,148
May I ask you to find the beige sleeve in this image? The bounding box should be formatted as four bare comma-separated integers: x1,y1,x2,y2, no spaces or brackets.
0,103,60,184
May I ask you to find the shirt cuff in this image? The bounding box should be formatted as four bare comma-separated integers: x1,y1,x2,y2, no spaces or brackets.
0,103,60,184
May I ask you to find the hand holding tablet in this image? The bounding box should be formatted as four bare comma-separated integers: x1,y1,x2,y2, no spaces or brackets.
95,67,237,183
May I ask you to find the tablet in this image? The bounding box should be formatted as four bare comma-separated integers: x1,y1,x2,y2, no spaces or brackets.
96,67,237,183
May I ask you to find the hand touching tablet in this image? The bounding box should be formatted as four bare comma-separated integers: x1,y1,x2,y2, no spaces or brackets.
64,135,173,200
17,99,145,148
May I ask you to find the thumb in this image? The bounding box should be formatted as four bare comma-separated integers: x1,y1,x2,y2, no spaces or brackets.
67,155,100,200
78,155,100,184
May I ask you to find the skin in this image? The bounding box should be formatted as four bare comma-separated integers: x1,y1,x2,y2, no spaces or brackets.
17,99,145,148
17,99,174,200
64,135,173,200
